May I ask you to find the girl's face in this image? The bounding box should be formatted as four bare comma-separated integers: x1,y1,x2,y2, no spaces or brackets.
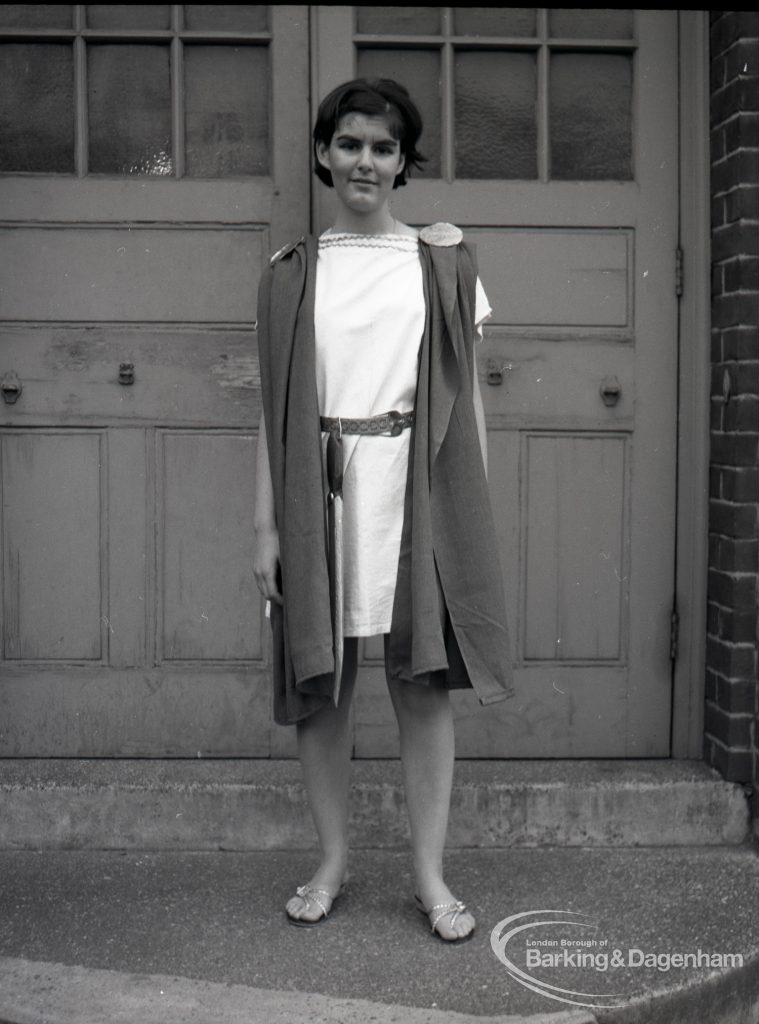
316,112,405,221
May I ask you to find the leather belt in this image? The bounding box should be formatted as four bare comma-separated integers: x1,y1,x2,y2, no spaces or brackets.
320,410,415,438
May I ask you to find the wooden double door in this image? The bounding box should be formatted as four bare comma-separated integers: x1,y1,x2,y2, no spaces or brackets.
0,7,679,758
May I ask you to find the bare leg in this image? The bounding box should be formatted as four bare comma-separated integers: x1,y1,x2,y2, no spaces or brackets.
285,638,357,923
386,671,475,940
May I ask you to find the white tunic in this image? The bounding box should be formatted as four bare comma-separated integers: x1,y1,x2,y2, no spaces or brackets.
314,231,491,637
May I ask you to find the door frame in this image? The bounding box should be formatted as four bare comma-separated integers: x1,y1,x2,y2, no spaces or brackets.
672,10,711,758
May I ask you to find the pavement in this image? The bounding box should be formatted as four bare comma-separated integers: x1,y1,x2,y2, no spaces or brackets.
2,845,759,1024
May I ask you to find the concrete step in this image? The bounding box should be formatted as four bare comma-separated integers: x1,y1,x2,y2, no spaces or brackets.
0,759,750,850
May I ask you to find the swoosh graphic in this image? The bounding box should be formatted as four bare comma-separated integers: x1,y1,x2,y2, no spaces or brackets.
490,910,629,1009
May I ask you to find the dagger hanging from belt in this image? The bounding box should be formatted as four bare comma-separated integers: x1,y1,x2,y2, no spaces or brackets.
325,422,345,707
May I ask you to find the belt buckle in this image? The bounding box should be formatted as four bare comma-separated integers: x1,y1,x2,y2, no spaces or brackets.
387,410,403,437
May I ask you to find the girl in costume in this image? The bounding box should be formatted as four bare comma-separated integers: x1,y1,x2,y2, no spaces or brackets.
254,79,512,942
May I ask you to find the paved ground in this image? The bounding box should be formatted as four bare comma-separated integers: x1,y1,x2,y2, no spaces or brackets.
1,846,759,1023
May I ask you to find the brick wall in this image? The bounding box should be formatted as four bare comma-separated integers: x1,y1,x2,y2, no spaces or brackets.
707,11,759,810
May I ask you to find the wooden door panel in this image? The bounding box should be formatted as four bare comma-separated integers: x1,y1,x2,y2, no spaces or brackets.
158,432,260,662
0,667,272,757
0,330,259,427
480,339,634,428
0,226,265,323
3,432,103,661
523,434,628,662
472,229,631,328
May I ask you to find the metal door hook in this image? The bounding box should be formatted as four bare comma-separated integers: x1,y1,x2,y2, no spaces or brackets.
599,376,621,407
1,370,22,404
486,359,513,386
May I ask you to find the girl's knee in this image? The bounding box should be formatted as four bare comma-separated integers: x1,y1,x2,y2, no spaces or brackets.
388,677,450,718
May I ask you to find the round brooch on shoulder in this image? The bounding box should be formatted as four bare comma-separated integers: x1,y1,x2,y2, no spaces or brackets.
419,222,463,247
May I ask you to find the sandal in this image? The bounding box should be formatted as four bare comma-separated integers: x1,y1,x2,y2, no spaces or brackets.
414,894,475,944
285,883,344,928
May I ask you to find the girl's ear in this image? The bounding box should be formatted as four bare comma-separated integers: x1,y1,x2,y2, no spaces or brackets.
315,140,331,172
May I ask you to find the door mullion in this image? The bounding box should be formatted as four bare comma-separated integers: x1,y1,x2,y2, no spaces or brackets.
441,8,454,183
171,6,184,177
73,6,88,176
537,8,549,184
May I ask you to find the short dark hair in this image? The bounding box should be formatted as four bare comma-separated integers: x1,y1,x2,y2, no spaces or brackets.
313,78,426,189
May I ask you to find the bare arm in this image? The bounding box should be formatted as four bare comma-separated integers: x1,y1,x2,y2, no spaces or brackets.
253,412,283,604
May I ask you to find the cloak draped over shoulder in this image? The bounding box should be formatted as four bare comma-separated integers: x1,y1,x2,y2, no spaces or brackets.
256,229,514,725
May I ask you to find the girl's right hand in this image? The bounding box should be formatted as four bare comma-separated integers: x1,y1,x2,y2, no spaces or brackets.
253,527,283,605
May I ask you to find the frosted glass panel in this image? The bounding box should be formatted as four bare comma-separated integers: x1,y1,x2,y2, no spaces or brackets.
0,5,72,27
184,6,269,31
454,8,536,37
356,7,441,34
455,51,537,179
185,46,269,176
0,44,74,172
549,9,633,39
88,46,172,175
86,5,171,29
550,53,632,180
357,48,441,178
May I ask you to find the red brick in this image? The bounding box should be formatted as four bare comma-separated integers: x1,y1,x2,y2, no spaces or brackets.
711,124,726,164
710,432,759,467
724,42,759,87
711,675,758,714
710,156,735,197
712,193,727,229
704,700,753,746
710,465,723,499
712,260,725,297
721,325,759,361
712,512,753,545
705,667,720,702
711,78,759,125
725,185,759,220
724,395,759,432
712,222,759,263
707,564,758,608
712,330,724,364
725,112,759,151
710,363,725,398
711,13,759,61
723,255,759,293
706,634,758,678
713,292,759,330
718,607,759,645
711,536,759,574
707,566,758,613
710,399,725,432
728,362,759,396
703,735,753,782
720,466,759,503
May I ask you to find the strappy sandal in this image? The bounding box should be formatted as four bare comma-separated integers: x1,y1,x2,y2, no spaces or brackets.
286,883,343,928
414,894,475,944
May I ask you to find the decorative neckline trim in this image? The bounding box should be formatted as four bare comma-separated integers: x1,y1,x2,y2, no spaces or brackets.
319,232,419,252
